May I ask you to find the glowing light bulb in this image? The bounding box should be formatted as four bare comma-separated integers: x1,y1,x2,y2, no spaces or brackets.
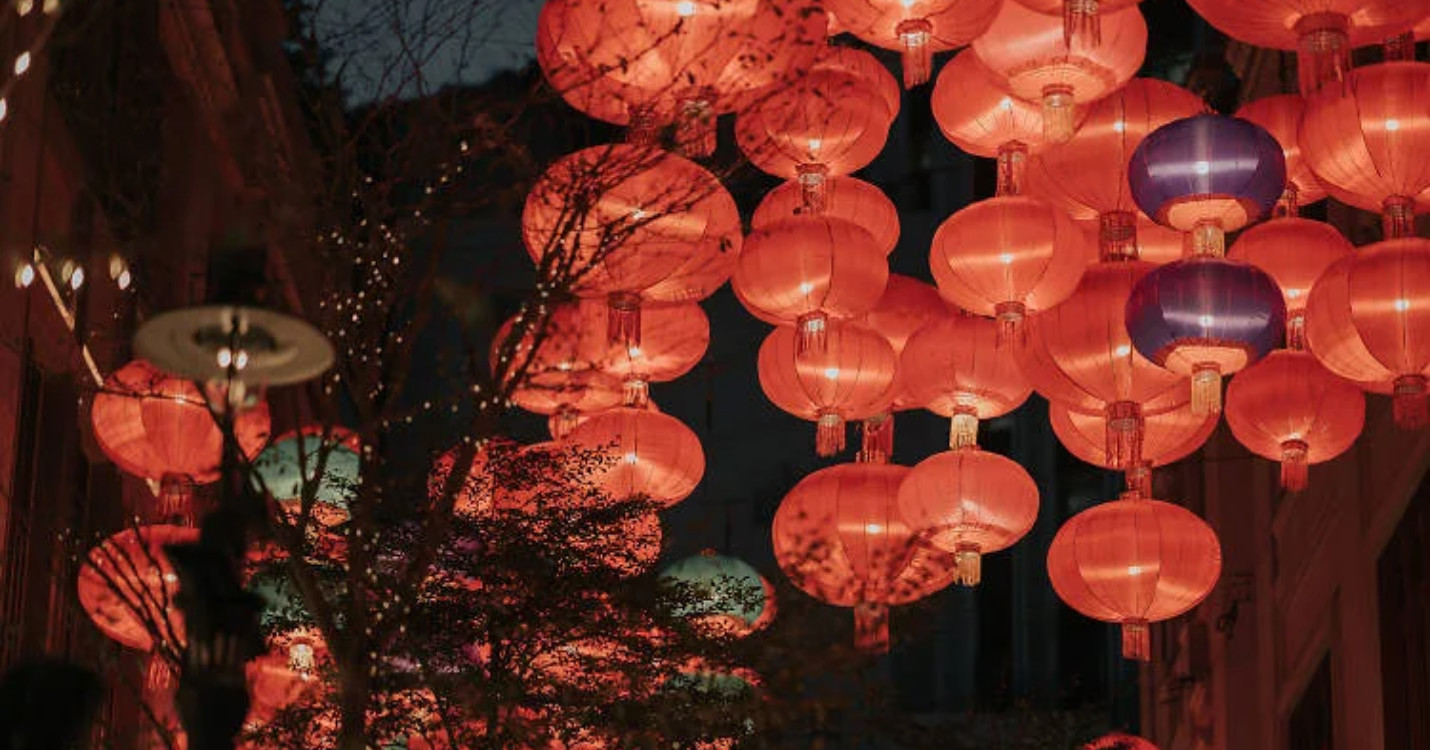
1287,289,1301,299
162,572,179,584
1114,344,1131,357
1395,298,1411,312
289,642,316,674
623,451,639,464
807,138,822,152
676,0,696,16
1386,119,1400,132
1112,120,1126,133
14,263,33,288
998,97,1013,110
631,207,647,220
1127,565,1143,576
797,281,814,295
627,346,644,358
998,252,1013,265
822,367,840,380
217,347,233,368
865,523,885,534
14,52,30,76
117,270,132,290
1193,161,1211,176
68,267,84,291
1198,314,1214,327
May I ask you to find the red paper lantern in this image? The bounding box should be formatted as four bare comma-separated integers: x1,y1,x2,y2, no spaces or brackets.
736,65,894,212
91,360,271,521
1235,94,1329,210
1227,217,1352,343
589,299,710,406
1017,260,1187,469
77,524,198,651
897,448,1040,585
1047,491,1222,660
757,322,899,456
901,312,1032,448
971,1,1146,142
733,215,889,352
491,305,624,433
814,46,903,118
859,274,950,358
932,49,1056,196
1225,349,1364,491
824,0,1000,87
929,195,1089,341
772,461,958,652
1050,400,1215,494
565,407,705,506
1300,61,1430,238
522,144,740,345
1026,78,1205,262
752,176,900,256
248,629,327,723
1183,0,1421,96
1304,237,1430,428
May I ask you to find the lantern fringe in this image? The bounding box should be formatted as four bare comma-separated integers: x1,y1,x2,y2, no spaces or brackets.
1294,13,1351,97
1190,365,1222,416
860,413,894,464
1279,439,1310,492
1105,401,1144,471
677,98,716,158
551,408,580,440
1098,210,1138,262
1286,312,1307,352
955,546,982,587
1393,375,1428,430
994,301,1026,348
816,411,846,457
995,142,1028,197
1041,85,1076,143
1382,195,1416,239
1189,220,1225,257
145,655,174,692
1122,620,1151,661
798,163,828,213
796,312,828,357
897,19,933,88
949,412,979,450
854,602,890,654
1125,463,1153,497
1383,32,1416,62
1273,184,1301,219
158,474,195,525
607,292,642,349
1064,0,1101,47
623,377,650,409
626,110,661,148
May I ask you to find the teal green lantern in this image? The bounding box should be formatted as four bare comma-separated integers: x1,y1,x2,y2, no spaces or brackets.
252,428,360,524
659,551,776,638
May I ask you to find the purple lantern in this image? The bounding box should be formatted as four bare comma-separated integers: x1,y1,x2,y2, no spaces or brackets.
1128,114,1286,256
1126,255,1286,416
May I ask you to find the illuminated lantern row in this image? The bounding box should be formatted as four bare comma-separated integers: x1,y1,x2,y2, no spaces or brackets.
971,1,1147,142
91,359,272,520
824,0,1000,87
659,551,776,638
901,311,1031,449
772,460,958,652
1183,0,1421,96
521,143,739,348
1046,491,1221,661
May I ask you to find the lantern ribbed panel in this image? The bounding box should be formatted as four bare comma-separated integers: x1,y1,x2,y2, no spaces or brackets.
1050,401,1215,470
522,144,741,297
733,216,888,325
815,46,903,118
736,68,893,182
1235,94,1330,207
972,2,1146,140
823,0,1000,87
1017,261,1185,413
77,525,198,650
753,176,900,256
902,314,1032,424
932,50,1048,159
929,195,1089,322
897,449,1040,559
1027,78,1206,221
1225,350,1364,489
565,407,705,506
1046,492,1222,659
1304,238,1430,425
757,323,899,453
859,275,950,357
535,0,658,128
491,305,624,417
1127,114,1287,238
90,360,271,484
772,462,959,649
1227,218,1352,317
1300,62,1430,218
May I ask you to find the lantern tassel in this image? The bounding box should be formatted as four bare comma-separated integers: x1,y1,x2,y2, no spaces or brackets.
854,602,890,654
896,19,933,88
1064,0,1101,47
1393,375,1428,430
623,377,650,409
1041,84,1076,143
798,163,828,213
677,98,716,158
1125,462,1152,497
1279,439,1309,492
1098,210,1138,262
949,411,979,450
551,408,580,440
1105,401,1144,471
1189,220,1225,257
607,292,642,349
1190,365,1222,416
816,411,846,457
1383,195,1416,240
994,301,1026,348
955,545,982,587
145,654,175,692
1294,13,1351,97
860,412,894,463
158,474,195,525
796,311,828,357
626,108,661,147
1121,620,1151,661
995,142,1028,197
